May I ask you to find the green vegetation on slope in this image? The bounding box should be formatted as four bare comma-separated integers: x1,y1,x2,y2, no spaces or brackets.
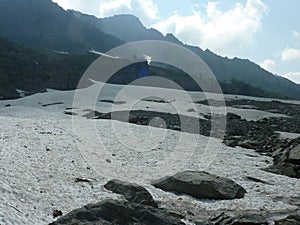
0,37,97,99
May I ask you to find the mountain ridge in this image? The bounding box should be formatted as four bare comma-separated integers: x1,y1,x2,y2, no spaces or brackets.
70,11,300,99
0,0,299,99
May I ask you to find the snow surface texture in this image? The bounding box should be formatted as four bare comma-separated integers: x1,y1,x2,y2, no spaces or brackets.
0,82,290,121
0,82,300,225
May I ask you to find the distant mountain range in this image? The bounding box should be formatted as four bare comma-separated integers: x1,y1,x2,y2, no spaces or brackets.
0,0,299,100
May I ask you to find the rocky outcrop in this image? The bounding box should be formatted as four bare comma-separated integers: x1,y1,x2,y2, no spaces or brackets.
264,141,300,178
104,179,158,208
49,199,184,225
152,171,246,200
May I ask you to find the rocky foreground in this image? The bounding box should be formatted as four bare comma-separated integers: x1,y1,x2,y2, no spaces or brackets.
48,99,300,225
1,86,299,225
50,172,299,225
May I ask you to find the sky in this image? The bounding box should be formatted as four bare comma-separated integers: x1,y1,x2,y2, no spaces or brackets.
51,0,300,84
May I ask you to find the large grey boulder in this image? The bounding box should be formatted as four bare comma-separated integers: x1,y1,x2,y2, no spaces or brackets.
152,171,246,200
49,199,184,225
104,179,158,208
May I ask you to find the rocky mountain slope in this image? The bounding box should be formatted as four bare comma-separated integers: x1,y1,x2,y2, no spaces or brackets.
0,0,123,53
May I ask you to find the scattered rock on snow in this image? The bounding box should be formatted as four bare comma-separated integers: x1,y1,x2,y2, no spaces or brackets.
63,111,77,116
244,176,270,184
104,179,158,208
52,210,63,218
42,102,64,107
74,178,93,183
99,99,126,105
152,171,246,200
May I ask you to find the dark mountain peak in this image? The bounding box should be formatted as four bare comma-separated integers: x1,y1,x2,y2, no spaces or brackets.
0,0,123,53
98,14,164,42
165,33,183,45
102,14,143,25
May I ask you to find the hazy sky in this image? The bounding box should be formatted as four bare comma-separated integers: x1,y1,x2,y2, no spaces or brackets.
52,0,300,83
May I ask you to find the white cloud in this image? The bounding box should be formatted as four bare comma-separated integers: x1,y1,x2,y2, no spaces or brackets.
284,72,300,84
51,0,73,10
99,0,132,17
138,0,159,21
281,47,300,62
152,0,268,56
292,31,300,39
260,59,276,73
52,0,158,27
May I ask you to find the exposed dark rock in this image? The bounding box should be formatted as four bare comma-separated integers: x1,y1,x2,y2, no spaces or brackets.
85,109,210,136
152,171,246,200
75,178,93,183
64,111,77,116
232,214,268,225
52,210,63,218
275,214,300,225
42,102,64,107
99,100,126,105
49,199,184,225
264,139,300,178
208,212,268,225
187,108,197,112
142,97,171,104
104,179,158,208
226,113,241,120
263,163,300,178
244,176,269,184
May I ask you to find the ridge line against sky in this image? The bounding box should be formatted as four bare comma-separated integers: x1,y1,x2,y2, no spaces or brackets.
51,0,300,84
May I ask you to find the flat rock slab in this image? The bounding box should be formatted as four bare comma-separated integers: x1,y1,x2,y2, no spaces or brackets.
152,171,246,200
49,199,184,225
104,179,158,208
